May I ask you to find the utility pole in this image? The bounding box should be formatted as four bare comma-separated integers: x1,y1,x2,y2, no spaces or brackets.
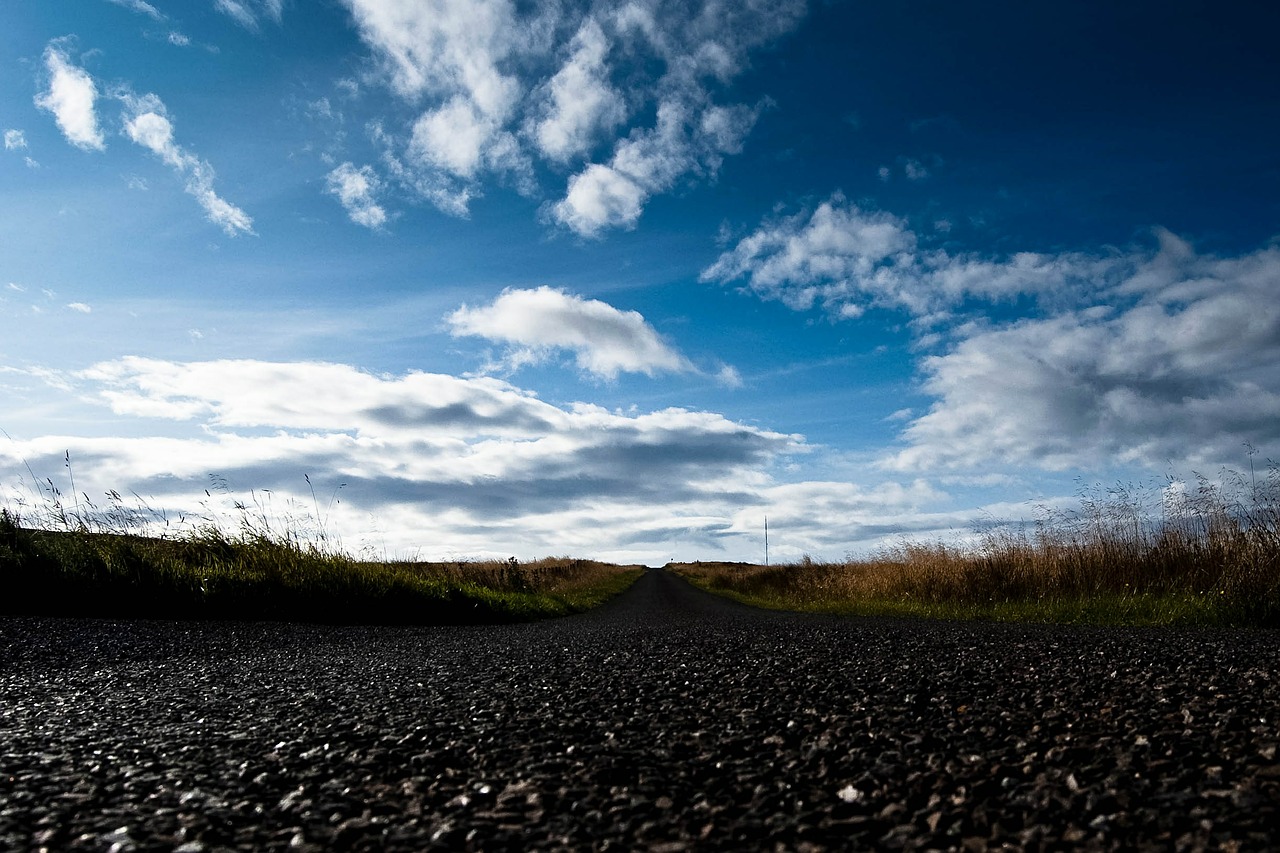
764,515,769,567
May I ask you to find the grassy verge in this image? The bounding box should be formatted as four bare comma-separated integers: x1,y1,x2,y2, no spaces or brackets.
672,563,1255,627
0,512,643,625
674,473,1280,628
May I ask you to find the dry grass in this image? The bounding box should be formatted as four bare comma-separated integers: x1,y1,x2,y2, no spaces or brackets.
0,459,643,623
675,468,1280,626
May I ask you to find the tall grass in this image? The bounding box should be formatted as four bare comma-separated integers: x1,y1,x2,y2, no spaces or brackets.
675,467,1280,627
0,462,642,624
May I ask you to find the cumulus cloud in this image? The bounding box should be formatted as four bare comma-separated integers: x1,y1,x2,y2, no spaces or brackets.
34,44,105,151
529,17,625,163
552,163,646,236
120,93,255,236
340,0,804,231
325,162,388,229
702,193,1122,318
4,130,27,150
709,194,1280,479
344,0,529,206
889,235,1280,472
447,286,693,379
550,96,761,237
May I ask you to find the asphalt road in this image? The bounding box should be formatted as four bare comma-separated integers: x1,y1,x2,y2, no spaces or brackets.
2,569,1278,851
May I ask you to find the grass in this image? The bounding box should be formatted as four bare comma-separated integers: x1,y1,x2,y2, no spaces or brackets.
674,468,1280,627
0,464,642,624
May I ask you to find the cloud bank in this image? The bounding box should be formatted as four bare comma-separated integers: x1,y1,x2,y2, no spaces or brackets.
707,195,1280,475
3,357,839,561
891,236,1280,472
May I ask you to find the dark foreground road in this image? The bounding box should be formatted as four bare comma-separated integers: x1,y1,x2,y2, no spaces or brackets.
2,570,1278,851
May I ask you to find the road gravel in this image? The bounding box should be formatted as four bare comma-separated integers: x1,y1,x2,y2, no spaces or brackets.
2,569,1278,850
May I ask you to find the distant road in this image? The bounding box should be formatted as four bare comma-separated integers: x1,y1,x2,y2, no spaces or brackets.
2,570,1278,850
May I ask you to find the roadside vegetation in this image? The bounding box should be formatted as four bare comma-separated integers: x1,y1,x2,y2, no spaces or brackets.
675,467,1280,627
0,465,641,624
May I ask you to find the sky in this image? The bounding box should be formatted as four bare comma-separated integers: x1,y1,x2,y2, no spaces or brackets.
3,0,1279,565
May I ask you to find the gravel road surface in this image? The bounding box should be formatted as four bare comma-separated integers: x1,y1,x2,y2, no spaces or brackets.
2,569,1278,851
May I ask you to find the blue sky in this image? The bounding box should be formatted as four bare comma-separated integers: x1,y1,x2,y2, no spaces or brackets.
3,0,1279,563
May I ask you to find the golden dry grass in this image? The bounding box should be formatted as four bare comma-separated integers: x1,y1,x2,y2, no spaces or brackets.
675,470,1280,626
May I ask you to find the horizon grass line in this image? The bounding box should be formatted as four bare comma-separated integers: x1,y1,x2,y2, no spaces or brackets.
674,468,1280,628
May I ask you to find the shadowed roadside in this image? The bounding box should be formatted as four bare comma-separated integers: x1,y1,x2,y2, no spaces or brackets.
1,570,1277,850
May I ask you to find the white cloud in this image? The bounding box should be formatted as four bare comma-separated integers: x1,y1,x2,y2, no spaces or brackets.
168,32,192,47
446,286,693,379
702,193,1122,317
715,364,743,389
0,356,815,561
551,82,762,237
903,158,929,181
121,93,255,236
66,302,92,313
550,163,646,236
409,97,495,179
34,44,105,151
339,0,804,229
6,355,1131,561
215,0,283,29
325,162,388,229
4,130,27,150
105,0,164,20
344,0,526,204
701,194,918,314
889,237,1280,473
709,194,1280,480
530,17,626,163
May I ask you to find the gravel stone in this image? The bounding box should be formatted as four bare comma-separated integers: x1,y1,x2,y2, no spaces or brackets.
1,569,1278,850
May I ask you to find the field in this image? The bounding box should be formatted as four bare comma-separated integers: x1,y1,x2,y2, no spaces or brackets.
4,461,1278,627
0,512,642,624
674,471,1280,627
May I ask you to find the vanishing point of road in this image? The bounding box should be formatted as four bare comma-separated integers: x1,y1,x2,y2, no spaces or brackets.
2,569,1278,850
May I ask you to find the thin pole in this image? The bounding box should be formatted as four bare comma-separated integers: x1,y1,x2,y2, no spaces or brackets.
764,515,769,566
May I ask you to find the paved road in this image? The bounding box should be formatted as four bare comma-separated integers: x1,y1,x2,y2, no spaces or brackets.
2,569,1278,850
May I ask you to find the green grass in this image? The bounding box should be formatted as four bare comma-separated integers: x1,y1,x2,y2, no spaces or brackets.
674,469,1280,628
0,512,643,625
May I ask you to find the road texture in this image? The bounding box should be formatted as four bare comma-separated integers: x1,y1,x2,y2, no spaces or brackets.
1,568,1278,850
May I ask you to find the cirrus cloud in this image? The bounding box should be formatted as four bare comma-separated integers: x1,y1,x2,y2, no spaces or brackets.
121,92,255,236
